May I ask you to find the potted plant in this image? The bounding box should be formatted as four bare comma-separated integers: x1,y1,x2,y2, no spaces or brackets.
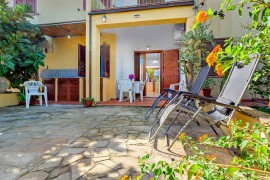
81,97,95,107
201,78,216,97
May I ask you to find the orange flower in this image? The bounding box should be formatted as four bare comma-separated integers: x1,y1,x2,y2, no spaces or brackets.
195,170,202,180
199,134,208,142
212,44,221,53
215,63,225,76
206,52,216,66
196,11,208,23
178,133,186,140
268,102,270,107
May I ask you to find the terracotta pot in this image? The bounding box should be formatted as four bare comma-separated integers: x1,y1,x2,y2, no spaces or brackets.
202,88,212,97
85,100,93,107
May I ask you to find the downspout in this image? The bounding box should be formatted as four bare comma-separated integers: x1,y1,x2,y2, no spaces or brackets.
193,0,197,16
89,14,92,97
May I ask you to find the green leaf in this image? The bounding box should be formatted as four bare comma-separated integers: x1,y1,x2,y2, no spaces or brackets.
208,8,213,16
154,168,162,177
239,140,249,151
238,6,243,16
187,164,199,180
226,167,239,177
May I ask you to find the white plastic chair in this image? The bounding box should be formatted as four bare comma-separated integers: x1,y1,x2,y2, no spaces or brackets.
168,81,185,98
23,81,48,108
118,79,134,103
133,79,147,101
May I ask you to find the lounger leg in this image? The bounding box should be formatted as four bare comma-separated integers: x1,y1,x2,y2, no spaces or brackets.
167,107,203,150
156,100,169,118
164,110,182,147
144,91,167,120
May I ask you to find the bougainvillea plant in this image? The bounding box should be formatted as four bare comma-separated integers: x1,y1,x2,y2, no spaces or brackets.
194,0,270,101
132,121,270,180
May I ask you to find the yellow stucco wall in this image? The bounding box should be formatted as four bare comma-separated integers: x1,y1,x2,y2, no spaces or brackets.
6,0,86,24
42,36,86,70
0,93,19,107
39,35,86,101
100,34,116,101
89,6,194,101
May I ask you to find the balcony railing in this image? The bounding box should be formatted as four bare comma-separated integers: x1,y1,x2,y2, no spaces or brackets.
91,0,193,12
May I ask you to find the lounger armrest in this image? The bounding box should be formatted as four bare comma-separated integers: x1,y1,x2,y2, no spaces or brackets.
162,88,177,94
182,93,240,111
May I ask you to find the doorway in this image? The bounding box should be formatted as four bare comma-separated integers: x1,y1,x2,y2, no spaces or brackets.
134,49,179,98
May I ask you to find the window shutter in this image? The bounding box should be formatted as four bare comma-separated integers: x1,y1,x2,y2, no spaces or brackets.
83,0,86,11
78,44,86,77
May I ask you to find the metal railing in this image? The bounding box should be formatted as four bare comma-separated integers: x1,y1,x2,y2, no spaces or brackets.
91,0,186,11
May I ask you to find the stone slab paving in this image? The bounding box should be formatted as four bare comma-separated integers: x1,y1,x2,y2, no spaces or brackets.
0,105,233,179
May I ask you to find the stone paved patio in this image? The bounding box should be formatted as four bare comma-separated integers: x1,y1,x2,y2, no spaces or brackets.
0,105,233,180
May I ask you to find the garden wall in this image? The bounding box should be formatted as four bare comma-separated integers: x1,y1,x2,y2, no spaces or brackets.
0,93,19,107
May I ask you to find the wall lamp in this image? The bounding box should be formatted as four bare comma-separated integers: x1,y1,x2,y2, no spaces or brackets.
102,15,106,22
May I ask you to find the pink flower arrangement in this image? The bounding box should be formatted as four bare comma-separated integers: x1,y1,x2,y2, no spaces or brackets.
128,74,135,80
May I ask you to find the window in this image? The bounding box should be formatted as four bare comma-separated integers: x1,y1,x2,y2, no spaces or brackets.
15,0,37,14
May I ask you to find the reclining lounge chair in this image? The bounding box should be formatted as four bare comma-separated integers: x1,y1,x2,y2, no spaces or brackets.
144,66,211,120
158,55,260,150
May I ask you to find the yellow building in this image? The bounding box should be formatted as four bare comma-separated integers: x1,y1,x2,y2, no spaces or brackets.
3,0,253,103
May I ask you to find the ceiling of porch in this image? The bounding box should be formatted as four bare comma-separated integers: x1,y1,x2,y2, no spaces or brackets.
39,22,86,38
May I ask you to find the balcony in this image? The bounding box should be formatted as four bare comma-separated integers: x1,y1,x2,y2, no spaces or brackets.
91,0,194,13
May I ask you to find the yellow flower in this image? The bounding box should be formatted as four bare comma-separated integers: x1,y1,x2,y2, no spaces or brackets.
121,175,129,180
268,102,270,107
206,52,216,66
199,134,208,142
196,11,208,23
178,133,186,140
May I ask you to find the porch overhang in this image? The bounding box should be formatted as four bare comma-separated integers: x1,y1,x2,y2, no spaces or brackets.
39,21,86,38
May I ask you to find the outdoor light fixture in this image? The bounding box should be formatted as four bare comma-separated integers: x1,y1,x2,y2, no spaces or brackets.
102,15,106,22
67,31,71,39
146,46,150,50
152,60,158,64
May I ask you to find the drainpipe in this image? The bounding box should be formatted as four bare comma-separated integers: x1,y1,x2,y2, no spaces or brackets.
89,14,92,97
194,0,197,16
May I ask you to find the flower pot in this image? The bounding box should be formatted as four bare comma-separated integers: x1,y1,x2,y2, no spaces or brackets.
202,88,212,97
85,100,93,107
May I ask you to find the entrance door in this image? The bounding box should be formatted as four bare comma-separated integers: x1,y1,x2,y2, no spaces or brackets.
161,49,179,92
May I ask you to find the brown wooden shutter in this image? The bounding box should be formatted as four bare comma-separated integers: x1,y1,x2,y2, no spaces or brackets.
83,0,86,11
161,49,179,92
78,44,86,77
134,52,140,81
100,42,110,77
